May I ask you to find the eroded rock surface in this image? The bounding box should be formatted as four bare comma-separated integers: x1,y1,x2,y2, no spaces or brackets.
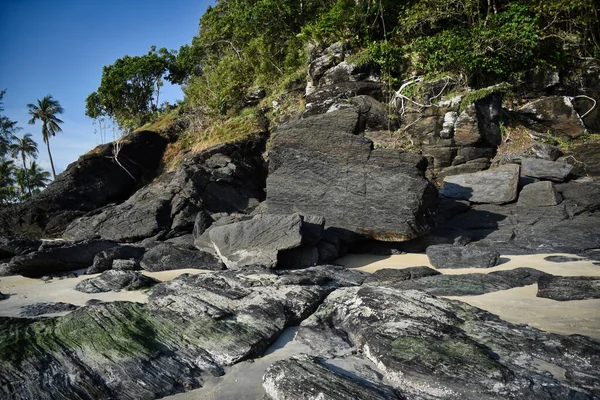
19,302,79,317
75,270,159,293
296,287,600,399
426,244,500,269
0,266,366,400
441,164,520,204
537,275,600,301
267,110,438,241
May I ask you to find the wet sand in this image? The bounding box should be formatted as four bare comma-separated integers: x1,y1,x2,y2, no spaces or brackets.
0,269,210,318
338,253,600,339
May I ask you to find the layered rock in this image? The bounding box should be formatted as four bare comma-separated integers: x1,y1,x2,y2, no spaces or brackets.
75,270,159,293
537,275,600,301
140,242,223,272
441,164,520,204
295,287,600,399
64,133,268,242
267,110,438,242
1,240,118,278
0,266,366,400
519,96,588,139
0,130,168,238
426,244,500,269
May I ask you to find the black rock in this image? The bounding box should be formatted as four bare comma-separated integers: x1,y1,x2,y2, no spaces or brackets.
518,181,563,207
393,267,549,296
19,302,79,317
531,143,562,161
267,111,438,242
537,275,600,301
2,240,118,278
544,255,585,263
0,130,168,238
0,266,365,399
263,354,404,400
0,237,41,259
75,270,159,293
363,266,440,286
87,245,146,274
64,133,268,242
0,291,7,301
140,242,223,272
297,286,599,399
304,81,383,117
426,244,500,269
521,157,574,182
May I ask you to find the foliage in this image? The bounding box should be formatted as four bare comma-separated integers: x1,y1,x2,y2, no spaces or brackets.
9,133,39,197
27,95,64,179
86,46,176,131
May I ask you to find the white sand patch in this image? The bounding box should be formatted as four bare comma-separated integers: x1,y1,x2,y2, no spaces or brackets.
338,253,600,338
0,269,210,318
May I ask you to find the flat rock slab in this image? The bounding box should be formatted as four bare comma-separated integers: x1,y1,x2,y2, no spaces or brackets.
518,181,562,206
75,270,159,293
363,266,440,286
544,255,586,263
19,302,79,317
267,111,438,241
209,214,303,269
426,244,500,268
521,157,573,182
441,164,520,204
297,286,600,399
537,275,600,301
393,267,549,296
263,354,403,400
140,243,223,272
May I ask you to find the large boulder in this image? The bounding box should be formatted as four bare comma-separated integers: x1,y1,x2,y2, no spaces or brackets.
86,245,146,274
0,131,168,238
521,157,573,182
0,237,41,259
537,275,600,301
208,214,304,269
1,240,118,278
441,164,520,204
426,244,500,269
267,110,438,242
64,133,268,242
519,96,588,139
518,181,562,207
140,242,223,272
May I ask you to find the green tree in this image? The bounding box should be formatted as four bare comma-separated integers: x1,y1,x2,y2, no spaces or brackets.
27,95,64,179
0,159,16,204
9,133,38,196
86,46,174,130
22,161,51,197
0,90,21,156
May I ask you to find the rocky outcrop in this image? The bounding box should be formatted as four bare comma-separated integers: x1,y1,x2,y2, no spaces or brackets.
75,270,159,293
441,164,520,204
1,240,118,278
0,266,365,400
426,244,500,269
0,237,41,259
363,266,440,286
295,287,600,399
521,157,574,181
140,242,223,272
64,133,268,243
537,275,600,301
267,109,438,242
208,214,303,269
394,268,548,296
519,96,588,139
86,245,146,274
517,181,562,207
0,130,168,238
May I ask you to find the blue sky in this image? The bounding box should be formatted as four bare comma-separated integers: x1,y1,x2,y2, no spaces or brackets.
0,0,213,175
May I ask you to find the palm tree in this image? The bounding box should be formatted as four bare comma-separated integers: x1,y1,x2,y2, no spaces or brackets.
9,133,38,196
27,95,64,179
0,158,16,204
26,161,51,193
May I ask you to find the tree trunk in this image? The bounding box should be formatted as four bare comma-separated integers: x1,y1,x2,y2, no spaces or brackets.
46,139,56,179
21,153,31,197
